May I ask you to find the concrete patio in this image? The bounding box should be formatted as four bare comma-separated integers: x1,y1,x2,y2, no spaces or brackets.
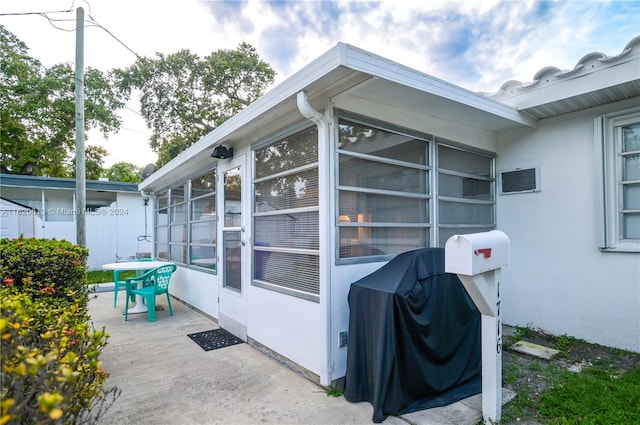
88,288,514,424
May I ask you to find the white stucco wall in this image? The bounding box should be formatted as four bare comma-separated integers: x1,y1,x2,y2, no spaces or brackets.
0,199,38,238
496,99,640,352
169,267,219,319
247,286,324,377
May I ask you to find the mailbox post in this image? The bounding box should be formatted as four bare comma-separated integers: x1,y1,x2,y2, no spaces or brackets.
445,230,510,424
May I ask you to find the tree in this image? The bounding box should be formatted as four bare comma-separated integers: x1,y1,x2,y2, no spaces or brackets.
114,43,275,167
0,25,125,177
104,162,142,183
69,145,108,181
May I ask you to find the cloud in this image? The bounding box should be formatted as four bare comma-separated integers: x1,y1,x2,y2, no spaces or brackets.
2,0,638,167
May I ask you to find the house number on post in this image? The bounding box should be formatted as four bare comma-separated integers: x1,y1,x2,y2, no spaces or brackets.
444,230,510,425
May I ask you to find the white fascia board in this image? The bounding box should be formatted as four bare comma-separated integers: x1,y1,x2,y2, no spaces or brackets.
340,44,536,128
503,56,640,110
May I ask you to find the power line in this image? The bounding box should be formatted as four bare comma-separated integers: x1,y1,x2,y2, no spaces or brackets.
1,1,144,61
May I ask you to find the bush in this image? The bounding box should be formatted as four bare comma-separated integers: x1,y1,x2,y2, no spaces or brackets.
0,237,119,424
0,237,89,308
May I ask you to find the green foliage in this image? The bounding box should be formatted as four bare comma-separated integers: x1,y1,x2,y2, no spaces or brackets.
0,237,119,424
0,25,125,177
0,237,89,307
513,324,535,340
554,334,579,352
539,367,640,424
103,162,142,183
113,42,275,167
70,145,109,181
325,387,343,397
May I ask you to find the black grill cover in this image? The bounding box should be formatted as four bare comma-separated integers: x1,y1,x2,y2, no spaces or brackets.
343,248,481,423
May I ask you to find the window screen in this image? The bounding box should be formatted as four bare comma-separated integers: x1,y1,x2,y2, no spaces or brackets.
337,119,430,260
253,126,320,301
190,169,217,271
154,169,218,270
621,123,640,240
437,144,495,244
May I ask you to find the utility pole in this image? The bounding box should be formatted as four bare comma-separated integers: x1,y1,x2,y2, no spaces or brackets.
75,7,86,246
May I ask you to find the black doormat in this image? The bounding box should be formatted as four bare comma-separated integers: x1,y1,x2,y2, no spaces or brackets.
187,328,244,351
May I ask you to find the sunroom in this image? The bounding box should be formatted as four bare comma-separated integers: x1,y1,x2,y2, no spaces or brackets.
138,43,534,386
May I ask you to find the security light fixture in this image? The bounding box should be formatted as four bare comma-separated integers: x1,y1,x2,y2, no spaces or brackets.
211,145,233,159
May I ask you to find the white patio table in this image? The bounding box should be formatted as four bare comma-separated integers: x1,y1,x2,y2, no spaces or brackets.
102,261,175,314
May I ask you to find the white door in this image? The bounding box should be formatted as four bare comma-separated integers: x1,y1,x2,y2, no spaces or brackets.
218,154,249,340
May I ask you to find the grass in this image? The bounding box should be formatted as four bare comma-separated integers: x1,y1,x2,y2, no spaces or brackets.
501,329,640,424
86,269,136,284
538,367,640,424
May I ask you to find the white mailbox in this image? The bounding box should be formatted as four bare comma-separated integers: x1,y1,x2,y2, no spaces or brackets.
444,230,510,276
445,230,510,425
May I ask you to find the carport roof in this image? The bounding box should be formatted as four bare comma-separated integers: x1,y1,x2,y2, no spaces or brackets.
0,173,139,193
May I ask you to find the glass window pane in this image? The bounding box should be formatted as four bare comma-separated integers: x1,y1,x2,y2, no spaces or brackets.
157,193,168,209
170,224,187,243
156,244,169,260
439,200,493,225
339,157,427,194
156,209,168,226
224,231,242,291
339,227,427,258
170,244,186,263
338,120,428,165
170,203,186,224
339,191,427,223
255,212,319,250
623,154,640,181
439,174,492,201
170,185,185,205
192,197,216,220
255,126,318,179
254,251,319,295
252,126,320,299
624,184,640,210
255,169,318,211
190,221,215,244
155,226,168,244
191,169,216,197
224,167,242,227
623,123,640,151
438,145,492,176
623,213,640,239
190,245,216,270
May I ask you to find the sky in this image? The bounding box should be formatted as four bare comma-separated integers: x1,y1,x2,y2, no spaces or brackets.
1,0,638,168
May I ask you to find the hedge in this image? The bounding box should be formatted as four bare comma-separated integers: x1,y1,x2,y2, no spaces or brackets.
0,237,120,424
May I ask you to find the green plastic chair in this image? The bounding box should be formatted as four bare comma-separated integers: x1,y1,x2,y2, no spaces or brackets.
124,264,177,322
113,257,154,307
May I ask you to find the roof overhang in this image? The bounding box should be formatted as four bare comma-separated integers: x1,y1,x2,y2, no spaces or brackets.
0,173,140,193
140,43,535,192
491,35,640,120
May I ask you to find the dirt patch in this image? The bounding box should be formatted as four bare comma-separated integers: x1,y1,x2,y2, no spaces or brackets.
500,329,640,424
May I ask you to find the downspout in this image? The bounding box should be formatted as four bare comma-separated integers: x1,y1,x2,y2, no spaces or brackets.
297,91,333,386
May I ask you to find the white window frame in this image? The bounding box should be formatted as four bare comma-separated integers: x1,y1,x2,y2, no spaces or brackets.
153,168,219,272
594,108,640,252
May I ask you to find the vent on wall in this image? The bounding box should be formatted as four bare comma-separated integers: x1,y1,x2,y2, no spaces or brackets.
499,166,541,194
